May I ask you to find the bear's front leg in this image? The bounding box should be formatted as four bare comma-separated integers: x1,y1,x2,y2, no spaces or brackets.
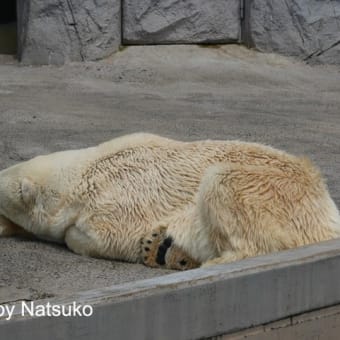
0,215,33,238
141,226,200,270
0,215,15,236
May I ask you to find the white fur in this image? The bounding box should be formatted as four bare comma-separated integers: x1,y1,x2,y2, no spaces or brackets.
0,133,339,265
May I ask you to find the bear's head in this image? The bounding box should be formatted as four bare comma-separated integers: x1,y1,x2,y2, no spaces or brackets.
0,156,71,240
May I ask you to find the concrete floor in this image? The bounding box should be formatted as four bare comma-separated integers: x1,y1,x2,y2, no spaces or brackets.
0,45,339,302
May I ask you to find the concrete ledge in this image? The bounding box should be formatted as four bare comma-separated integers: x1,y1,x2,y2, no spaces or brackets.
2,238,340,339
221,304,340,339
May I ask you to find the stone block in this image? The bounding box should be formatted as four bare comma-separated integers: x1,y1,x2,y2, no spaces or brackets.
17,0,121,65
244,0,340,65
123,0,241,44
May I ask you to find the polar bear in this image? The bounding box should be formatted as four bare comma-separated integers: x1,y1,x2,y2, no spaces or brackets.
0,133,339,270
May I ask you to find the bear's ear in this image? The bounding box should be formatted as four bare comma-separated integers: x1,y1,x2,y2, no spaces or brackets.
21,178,37,205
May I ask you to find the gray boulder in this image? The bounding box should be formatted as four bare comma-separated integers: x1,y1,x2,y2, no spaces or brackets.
244,0,340,65
123,0,241,44
17,0,121,65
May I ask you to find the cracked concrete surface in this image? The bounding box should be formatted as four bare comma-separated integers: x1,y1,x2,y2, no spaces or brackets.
0,45,339,302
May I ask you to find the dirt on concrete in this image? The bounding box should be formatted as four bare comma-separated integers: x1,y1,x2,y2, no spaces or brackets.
0,45,339,302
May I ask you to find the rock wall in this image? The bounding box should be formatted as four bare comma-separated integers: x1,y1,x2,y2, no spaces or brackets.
16,0,340,65
244,0,340,65
17,0,121,65
123,0,241,44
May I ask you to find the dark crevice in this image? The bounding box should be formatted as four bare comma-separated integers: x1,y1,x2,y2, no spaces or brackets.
65,0,85,61
304,39,340,61
0,1,16,24
120,0,124,44
0,0,17,55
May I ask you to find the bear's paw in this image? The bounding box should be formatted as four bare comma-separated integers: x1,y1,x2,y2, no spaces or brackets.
141,226,200,271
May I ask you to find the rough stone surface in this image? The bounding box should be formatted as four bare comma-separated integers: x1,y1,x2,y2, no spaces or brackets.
14,0,340,65
17,0,121,65
123,0,241,44
244,0,340,65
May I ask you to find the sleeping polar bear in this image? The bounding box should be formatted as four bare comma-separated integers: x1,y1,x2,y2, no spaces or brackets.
0,133,340,270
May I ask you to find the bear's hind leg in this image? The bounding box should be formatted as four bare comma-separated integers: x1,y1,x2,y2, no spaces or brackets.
142,159,326,270
198,160,338,267
141,164,253,270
